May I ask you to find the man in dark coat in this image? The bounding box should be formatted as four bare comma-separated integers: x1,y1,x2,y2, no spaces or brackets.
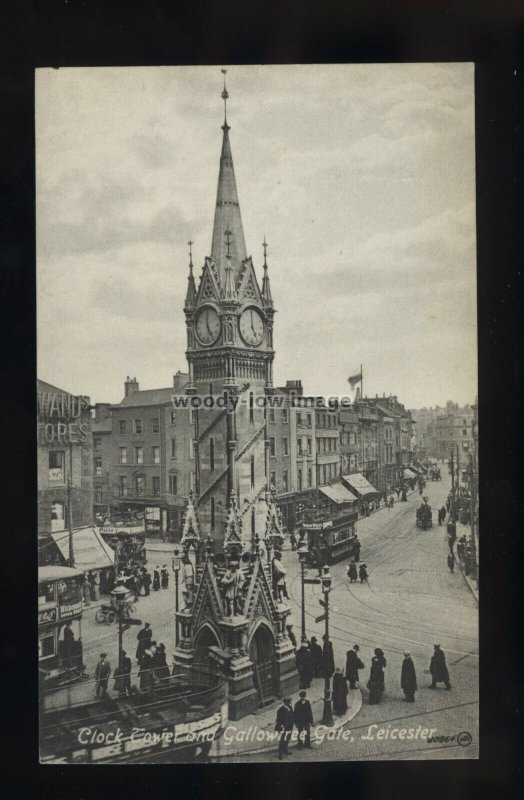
429,644,451,689
161,565,169,589
142,569,151,596
135,622,152,663
94,653,111,698
447,552,455,573
400,652,417,702
275,697,295,759
295,643,312,689
114,650,133,696
367,649,386,704
347,561,358,583
322,634,335,680
345,644,364,689
294,691,313,749
153,567,161,591
309,636,323,677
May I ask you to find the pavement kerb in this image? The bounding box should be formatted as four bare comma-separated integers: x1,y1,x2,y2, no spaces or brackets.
208,685,362,760
458,564,479,605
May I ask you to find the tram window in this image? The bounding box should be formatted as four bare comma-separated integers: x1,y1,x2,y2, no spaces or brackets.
39,633,55,659
38,582,55,605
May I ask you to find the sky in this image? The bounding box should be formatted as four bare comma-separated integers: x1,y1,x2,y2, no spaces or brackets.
36,64,477,409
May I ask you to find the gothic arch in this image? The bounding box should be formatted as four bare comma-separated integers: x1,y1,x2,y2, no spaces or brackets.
193,622,222,687
248,620,277,706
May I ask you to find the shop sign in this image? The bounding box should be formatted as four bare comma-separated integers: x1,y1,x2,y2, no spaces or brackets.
59,600,83,619
38,607,57,625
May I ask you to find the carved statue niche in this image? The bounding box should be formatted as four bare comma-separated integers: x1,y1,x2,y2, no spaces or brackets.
219,559,246,616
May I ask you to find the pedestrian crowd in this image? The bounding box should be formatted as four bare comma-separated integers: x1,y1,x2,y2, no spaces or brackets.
273,638,452,759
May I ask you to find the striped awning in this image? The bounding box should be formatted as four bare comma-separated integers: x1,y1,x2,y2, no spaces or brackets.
341,473,378,497
319,483,358,505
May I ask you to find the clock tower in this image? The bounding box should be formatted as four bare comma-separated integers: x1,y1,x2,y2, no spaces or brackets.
183,76,275,548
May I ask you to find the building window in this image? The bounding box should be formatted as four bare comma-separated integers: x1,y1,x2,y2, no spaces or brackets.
210,437,215,472
51,500,64,531
39,633,55,660
169,475,178,495
270,437,276,457
48,451,65,482
298,468,303,491
136,475,145,496
94,457,103,476
171,438,177,458
462,429,467,436
93,437,102,449
134,419,142,434
250,454,255,488
210,497,215,528
283,470,289,492
307,413,312,427
120,476,128,497
119,420,126,434
270,470,276,489
135,445,143,465
269,408,275,423
316,438,320,453
152,418,160,433
307,468,312,488
307,438,312,455
283,437,288,456
152,446,160,464
120,446,127,464
297,412,302,426
95,490,103,504
152,476,160,496
282,409,288,423
170,411,176,424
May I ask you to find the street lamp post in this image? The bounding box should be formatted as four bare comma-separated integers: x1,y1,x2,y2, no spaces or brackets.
111,577,129,696
320,565,334,727
172,546,182,646
297,539,309,644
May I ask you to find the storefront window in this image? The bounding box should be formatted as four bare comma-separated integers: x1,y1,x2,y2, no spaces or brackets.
51,501,65,532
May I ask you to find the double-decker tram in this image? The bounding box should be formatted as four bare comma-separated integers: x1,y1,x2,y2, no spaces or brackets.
38,566,88,687
300,484,360,565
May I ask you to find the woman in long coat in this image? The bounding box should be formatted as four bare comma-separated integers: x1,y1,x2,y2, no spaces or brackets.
138,648,154,692
367,648,386,704
332,668,348,715
153,643,171,683
400,653,417,702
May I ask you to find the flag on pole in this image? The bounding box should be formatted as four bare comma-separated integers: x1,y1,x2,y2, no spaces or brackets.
348,369,362,389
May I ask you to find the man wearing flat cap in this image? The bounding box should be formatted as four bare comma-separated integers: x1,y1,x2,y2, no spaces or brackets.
294,691,313,749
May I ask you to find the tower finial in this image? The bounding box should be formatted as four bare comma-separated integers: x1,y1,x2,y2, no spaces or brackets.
221,69,230,131
188,238,194,268
262,236,268,268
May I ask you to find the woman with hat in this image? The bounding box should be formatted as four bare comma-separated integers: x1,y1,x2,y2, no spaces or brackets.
367,648,386,704
332,667,349,715
400,652,417,702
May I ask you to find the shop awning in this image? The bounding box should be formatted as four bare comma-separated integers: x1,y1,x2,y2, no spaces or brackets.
38,565,85,582
404,468,418,479
319,483,358,505
341,473,378,497
50,527,115,571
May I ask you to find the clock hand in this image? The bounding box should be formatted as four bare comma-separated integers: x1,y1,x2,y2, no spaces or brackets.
206,311,212,337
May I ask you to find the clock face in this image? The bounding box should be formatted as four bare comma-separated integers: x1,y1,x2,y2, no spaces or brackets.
195,306,221,346
239,307,265,346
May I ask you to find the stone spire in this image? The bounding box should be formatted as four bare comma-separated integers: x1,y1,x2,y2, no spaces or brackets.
210,73,248,285
261,236,273,308
184,239,197,310
180,490,200,548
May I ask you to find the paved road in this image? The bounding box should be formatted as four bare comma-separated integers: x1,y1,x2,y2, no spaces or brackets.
219,469,478,762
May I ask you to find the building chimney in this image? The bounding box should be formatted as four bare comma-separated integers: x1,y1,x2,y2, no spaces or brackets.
125,376,139,397
173,371,189,391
